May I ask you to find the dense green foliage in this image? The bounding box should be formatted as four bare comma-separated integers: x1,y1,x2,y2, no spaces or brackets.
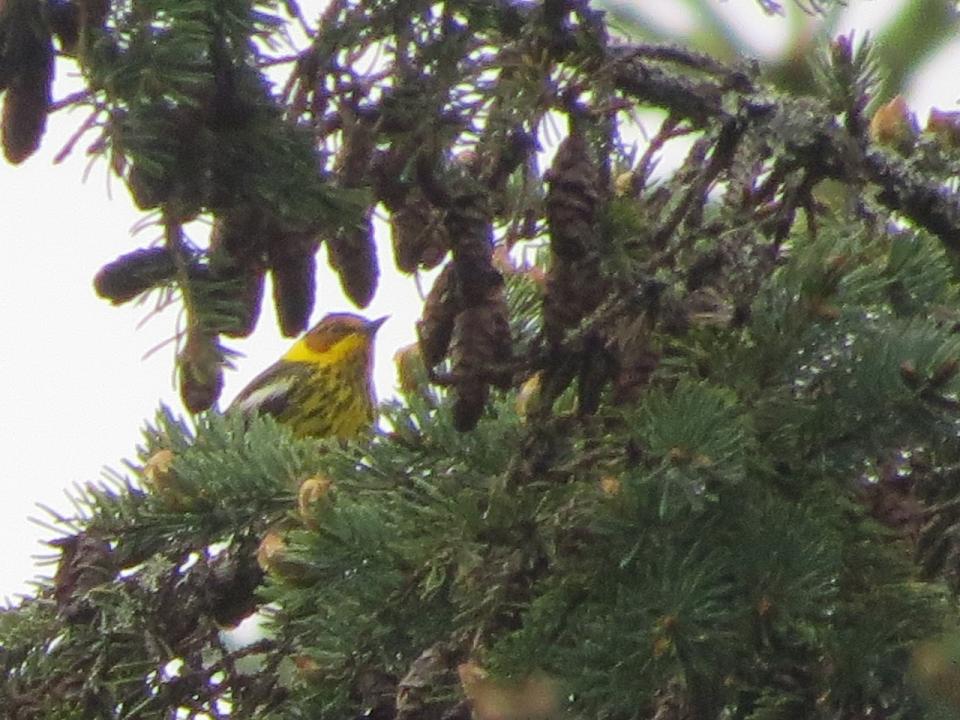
6,214,960,717
6,0,960,719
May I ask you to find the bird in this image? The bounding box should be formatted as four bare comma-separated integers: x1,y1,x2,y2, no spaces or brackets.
229,313,387,439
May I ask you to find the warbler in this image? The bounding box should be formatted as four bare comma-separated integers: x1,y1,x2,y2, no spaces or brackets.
229,313,387,439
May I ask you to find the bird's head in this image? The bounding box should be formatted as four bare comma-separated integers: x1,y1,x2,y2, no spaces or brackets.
284,313,387,368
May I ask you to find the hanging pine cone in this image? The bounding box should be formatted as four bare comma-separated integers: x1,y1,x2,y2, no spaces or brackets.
370,143,415,211
227,268,264,338
410,153,514,429
208,212,266,338
94,246,178,305
322,110,380,307
335,111,377,188
544,132,599,261
178,327,225,413
390,192,449,273
417,262,459,368
609,313,660,404
209,207,267,265
445,184,503,306
326,212,379,308
542,255,606,346
449,287,512,431
267,230,318,337
1,0,54,164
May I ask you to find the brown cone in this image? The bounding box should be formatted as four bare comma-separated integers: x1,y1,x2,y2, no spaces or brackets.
209,212,266,338
178,328,225,413
326,213,378,308
543,255,605,346
94,246,178,305
268,231,318,337
449,288,512,431
1,17,53,164
390,192,449,273
545,132,599,261
417,262,459,367
335,112,376,188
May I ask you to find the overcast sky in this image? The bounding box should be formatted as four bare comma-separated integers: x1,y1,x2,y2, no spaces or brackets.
1,0,956,599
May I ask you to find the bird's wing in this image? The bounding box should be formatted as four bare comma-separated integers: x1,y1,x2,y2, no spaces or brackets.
228,361,313,419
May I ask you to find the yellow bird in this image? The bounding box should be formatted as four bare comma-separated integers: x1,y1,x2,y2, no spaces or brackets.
229,313,386,439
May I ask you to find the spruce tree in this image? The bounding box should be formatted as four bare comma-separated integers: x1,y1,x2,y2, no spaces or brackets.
4,1,960,718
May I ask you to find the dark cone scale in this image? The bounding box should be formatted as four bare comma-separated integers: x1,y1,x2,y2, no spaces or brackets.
1,0,54,164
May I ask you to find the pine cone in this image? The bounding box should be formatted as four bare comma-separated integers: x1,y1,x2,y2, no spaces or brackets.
545,132,599,260
576,336,613,416
268,231,318,337
336,112,377,188
444,188,501,306
1,3,53,165
209,207,268,266
450,289,512,431
542,255,606,346
371,144,414,210
397,643,456,720
178,328,225,413
94,246,178,305
208,212,266,338
391,192,449,273
326,213,378,308
203,260,264,339
417,262,459,367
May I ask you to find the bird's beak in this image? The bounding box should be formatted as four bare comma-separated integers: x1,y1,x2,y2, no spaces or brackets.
367,316,389,334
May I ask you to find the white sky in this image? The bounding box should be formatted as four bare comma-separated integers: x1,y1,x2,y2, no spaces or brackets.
1,0,957,599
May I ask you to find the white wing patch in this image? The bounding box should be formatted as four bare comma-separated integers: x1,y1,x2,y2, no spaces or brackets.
231,375,298,416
